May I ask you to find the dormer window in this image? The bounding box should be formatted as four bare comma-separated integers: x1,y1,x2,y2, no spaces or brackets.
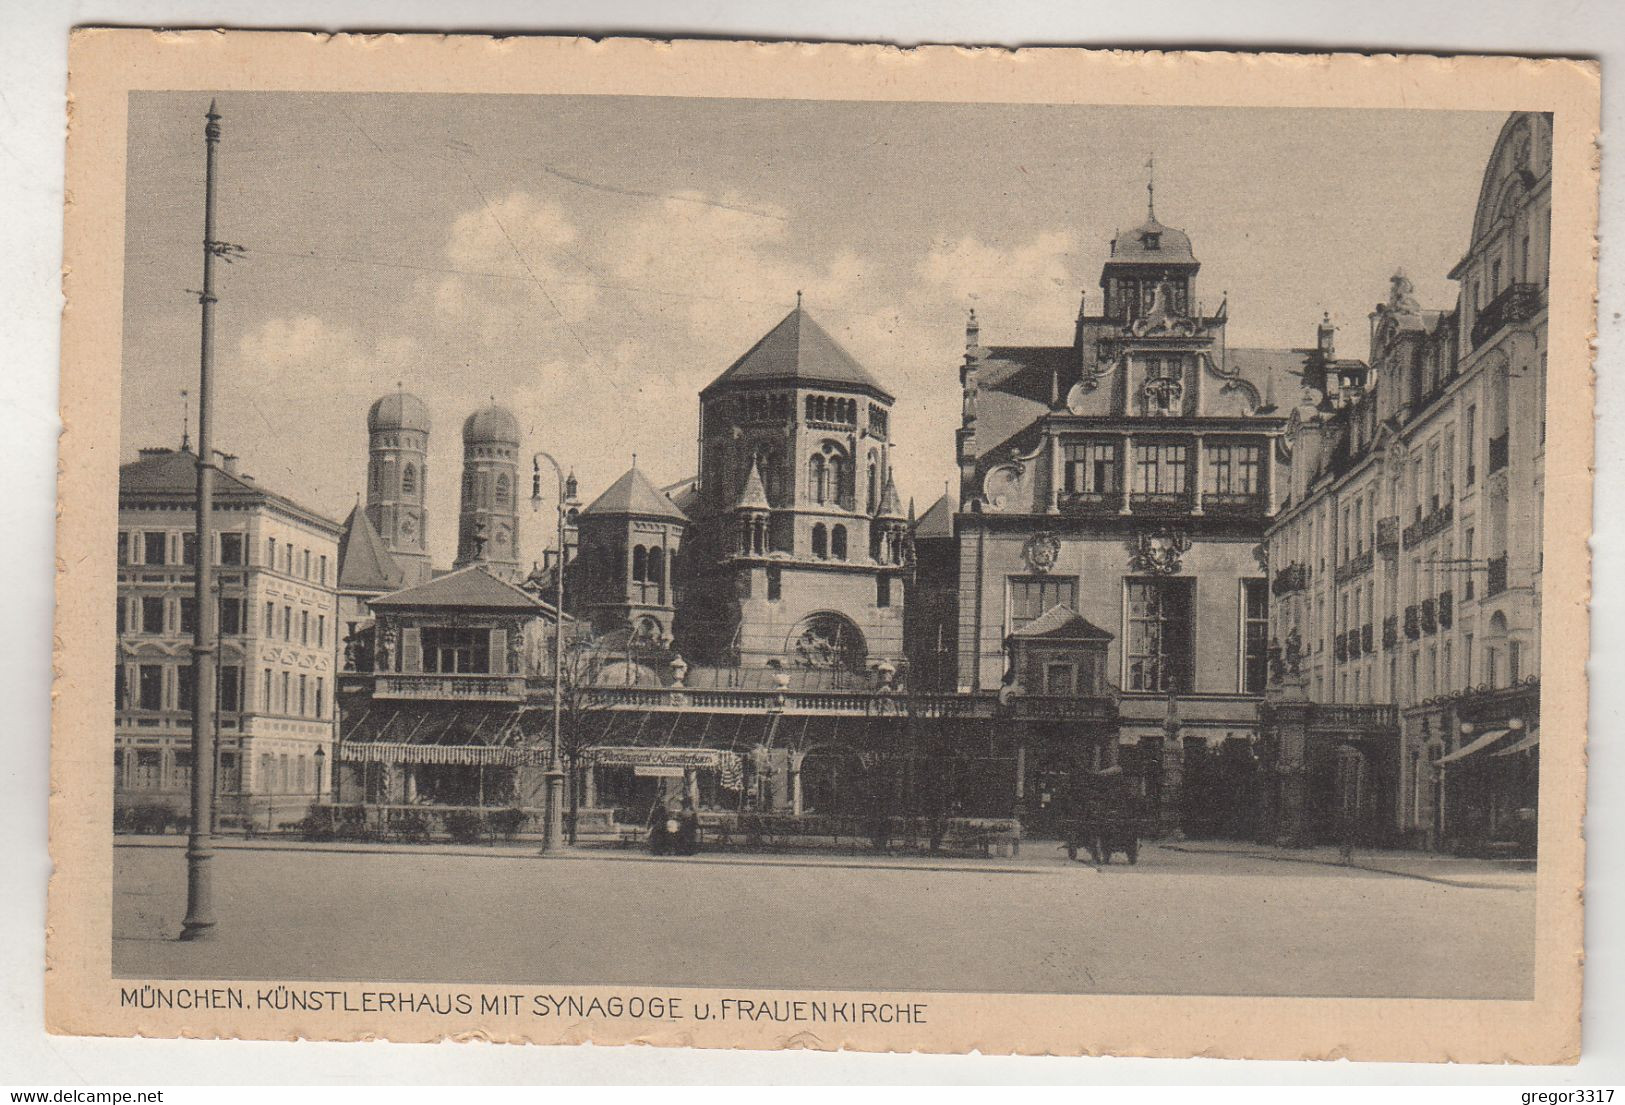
1143,232,1161,250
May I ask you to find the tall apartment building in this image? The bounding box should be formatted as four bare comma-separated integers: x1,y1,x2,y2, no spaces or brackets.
1263,111,1549,850
116,445,342,824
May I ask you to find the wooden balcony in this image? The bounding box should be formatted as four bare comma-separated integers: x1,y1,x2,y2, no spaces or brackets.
374,673,527,701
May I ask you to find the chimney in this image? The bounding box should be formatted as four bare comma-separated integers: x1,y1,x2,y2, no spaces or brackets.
220,453,239,477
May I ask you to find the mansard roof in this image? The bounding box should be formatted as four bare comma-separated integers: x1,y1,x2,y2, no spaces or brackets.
337,504,404,593
702,305,893,402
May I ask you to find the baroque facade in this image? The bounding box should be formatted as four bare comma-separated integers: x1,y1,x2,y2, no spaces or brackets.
915,197,1318,836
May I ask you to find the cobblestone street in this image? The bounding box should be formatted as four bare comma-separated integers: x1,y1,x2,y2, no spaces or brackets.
112,840,1535,999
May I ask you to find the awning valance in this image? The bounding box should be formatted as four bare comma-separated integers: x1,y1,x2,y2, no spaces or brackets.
1436,728,1510,766
338,742,547,766
1492,727,1540,757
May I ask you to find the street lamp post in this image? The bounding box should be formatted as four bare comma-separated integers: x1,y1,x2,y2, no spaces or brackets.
531,452,568,854
314,745,326,806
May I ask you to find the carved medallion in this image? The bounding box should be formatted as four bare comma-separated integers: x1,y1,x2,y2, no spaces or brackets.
1130,526,1192,575
1022,532,1061,575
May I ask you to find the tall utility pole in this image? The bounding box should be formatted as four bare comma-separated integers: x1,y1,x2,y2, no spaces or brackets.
180,100,223,941
531,453,568,853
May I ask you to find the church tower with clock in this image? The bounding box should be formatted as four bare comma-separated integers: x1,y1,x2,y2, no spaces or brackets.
364,389,434,587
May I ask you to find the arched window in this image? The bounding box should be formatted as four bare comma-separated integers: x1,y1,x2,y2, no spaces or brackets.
632,545,648,584
668,548,679,584
401,463,416,496
831,525,847,560
494,473,510,507
811,524,828,559
648,546,664,585
829,454,847,505
867,456,879,514
805,396,817,421
370,463,382,494
809,454,828,503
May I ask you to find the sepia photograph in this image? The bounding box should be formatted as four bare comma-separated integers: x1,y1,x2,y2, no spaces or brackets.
46,32,1596,1062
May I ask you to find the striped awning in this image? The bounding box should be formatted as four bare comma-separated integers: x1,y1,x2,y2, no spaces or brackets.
1492,727,1540,757
1436,728,1510,766
338,742,547,766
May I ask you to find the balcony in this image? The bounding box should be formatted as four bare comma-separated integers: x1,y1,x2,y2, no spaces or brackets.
1376,516,1401,556
1272,562,1308,597
1487,554,1509,597
1471,282,1543,350
1058,489,1121,515
1420,597,1437,635
1382,615,1398,650
1201,491,1267,516
1438,590,1454,629
1335,548,1375,584
1308,702,1400,732
1489,432,1509,474
374,673,527,701
1129,491,1194,515
1404,605,1421,641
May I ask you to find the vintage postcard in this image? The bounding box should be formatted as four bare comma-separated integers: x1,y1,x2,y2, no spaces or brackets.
50,31,1597,1061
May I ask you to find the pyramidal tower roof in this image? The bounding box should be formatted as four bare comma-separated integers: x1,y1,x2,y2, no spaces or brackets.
582,465,691,522
733,458,772,511
338,503,405,593
876,470,905,520
702,303,893,402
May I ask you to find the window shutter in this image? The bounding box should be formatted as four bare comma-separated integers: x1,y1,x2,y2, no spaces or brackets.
401,628,422,673
489,628,508,674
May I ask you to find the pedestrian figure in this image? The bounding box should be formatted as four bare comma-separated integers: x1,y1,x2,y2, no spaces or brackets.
648,798,673,856
1337,808,1357,866
675,797,701,856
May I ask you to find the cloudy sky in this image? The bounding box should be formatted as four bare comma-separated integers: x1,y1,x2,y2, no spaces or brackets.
120,93,1505,568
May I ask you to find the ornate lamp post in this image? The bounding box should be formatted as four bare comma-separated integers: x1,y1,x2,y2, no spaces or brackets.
313,745,325,804
530,452,568,853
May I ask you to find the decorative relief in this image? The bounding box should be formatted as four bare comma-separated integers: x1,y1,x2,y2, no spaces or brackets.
1021,533,1061,575
1130,526,1192,575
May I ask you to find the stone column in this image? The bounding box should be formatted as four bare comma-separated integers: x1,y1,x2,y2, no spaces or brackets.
789,753,805,816
1192,432,1207,515
1121,434,1135,515
583,763,598,809
1266,677,1313,846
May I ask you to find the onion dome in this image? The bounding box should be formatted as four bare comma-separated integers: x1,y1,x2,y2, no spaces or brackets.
462,403,521,445
367,390,431,434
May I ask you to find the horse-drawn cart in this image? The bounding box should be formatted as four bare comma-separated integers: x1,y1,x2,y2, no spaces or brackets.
1065,765,1152,865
